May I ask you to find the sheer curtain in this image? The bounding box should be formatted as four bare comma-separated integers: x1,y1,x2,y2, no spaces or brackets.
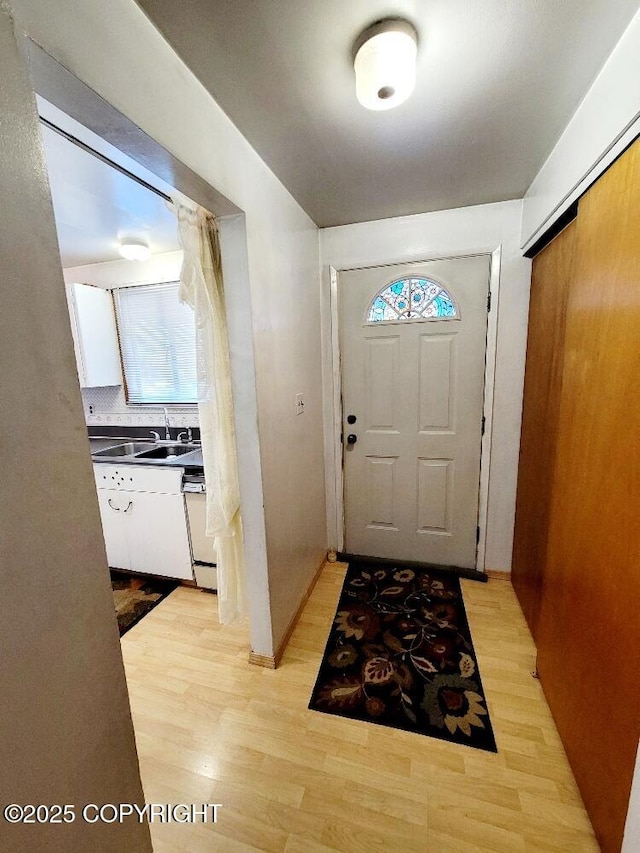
174,203,246,625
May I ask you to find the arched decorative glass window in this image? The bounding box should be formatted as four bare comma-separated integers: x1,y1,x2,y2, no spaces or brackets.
366,277,458,323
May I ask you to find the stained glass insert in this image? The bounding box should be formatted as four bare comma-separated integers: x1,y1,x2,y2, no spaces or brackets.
366,277,458,323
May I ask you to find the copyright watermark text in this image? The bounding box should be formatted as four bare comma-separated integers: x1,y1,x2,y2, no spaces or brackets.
3,803,222,824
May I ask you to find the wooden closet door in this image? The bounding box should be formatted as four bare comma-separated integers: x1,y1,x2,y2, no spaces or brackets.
536,139,640,853
512,220,576,638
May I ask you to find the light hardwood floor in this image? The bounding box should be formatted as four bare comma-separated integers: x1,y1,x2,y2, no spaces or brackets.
121,563,599,852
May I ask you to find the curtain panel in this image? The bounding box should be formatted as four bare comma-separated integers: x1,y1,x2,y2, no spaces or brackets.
175,203,247,625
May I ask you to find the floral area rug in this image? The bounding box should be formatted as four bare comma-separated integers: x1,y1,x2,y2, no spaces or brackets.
111,571,177,637
309,560,497,752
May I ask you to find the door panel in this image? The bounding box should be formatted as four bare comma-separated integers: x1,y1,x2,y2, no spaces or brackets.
365,456,398,528
417,458,452,532
96,490,130,570
340,255,490,567
512,220,576,637
418,334,455,431
535,140,640,853
365,336,399,430
126,492,193,580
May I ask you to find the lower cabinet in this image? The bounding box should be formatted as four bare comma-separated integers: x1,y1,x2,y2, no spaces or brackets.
97,491,130,571
95,465,193,581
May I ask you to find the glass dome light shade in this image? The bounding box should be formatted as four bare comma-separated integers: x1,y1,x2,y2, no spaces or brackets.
119,240,151,261
354,22,418,111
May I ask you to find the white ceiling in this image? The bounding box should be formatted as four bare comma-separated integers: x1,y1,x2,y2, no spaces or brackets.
135,0,640,226
40,100,182,269
37,2,640,262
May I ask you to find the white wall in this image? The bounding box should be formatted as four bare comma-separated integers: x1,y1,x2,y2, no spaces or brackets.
320,200,531,572
12,0,327,657
623,741,640,853
522,8,640,251
0,6,150,850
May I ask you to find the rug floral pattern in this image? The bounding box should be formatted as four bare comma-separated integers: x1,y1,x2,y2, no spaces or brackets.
309,561,497,752
111,571,177,636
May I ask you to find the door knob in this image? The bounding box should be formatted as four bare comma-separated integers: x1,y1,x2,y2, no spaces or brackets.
347,434,357,445
347,414,357,424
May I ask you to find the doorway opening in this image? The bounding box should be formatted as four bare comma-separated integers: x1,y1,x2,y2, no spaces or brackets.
26,39,265,650
329,249,502,573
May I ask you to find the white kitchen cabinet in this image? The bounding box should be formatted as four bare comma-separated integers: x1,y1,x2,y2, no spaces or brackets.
127,491,192,579
94,464,193,581
97,490,130,570
67,282,122,387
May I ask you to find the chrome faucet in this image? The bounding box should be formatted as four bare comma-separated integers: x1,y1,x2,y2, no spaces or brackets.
177,427,193,443
163,407,171,440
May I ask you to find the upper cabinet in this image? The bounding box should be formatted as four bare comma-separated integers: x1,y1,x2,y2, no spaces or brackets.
66,282,122,387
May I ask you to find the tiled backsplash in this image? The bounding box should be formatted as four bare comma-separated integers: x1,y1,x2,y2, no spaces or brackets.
82,385,200,429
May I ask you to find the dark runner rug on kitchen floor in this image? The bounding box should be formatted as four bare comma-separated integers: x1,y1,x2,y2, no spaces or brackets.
111,570,177,636
309,559,497,752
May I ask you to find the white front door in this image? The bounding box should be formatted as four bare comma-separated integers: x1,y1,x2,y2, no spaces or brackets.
339,255,490,568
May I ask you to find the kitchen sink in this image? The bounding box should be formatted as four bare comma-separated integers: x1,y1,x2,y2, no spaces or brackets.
134,444,196,459
92,442,155,457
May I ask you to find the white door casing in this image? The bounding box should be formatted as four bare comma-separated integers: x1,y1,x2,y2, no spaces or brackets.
339,256,491,568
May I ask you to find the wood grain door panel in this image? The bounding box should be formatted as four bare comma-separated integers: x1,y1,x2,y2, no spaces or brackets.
512,220,576,637
536,140,640,853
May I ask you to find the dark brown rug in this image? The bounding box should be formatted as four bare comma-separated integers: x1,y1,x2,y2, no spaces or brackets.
111,571,177,636
309,559,497,752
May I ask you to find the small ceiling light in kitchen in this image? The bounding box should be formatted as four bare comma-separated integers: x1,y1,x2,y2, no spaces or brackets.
353,18,418,111
118,239,151,261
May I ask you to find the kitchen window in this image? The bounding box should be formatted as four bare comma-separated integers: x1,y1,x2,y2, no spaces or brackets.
114,281,197,404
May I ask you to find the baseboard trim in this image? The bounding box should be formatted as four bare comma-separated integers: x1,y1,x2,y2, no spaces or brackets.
485,569,512,580
248,651,277,669
248,554,327,670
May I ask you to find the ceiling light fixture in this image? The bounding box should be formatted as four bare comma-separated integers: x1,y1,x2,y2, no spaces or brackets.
353,18,418,111
118,239,151,261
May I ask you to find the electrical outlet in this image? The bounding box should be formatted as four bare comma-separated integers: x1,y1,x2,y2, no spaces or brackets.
296,393,305,416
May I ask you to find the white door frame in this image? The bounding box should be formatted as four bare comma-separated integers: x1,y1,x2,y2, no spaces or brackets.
327,246,502,571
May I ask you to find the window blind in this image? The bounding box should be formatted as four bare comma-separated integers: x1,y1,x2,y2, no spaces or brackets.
114,281,197,404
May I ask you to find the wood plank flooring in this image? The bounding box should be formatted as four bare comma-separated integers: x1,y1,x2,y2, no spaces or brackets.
121,563,599,852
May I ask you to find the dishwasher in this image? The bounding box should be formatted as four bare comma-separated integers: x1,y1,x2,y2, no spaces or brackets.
182,473,217,591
